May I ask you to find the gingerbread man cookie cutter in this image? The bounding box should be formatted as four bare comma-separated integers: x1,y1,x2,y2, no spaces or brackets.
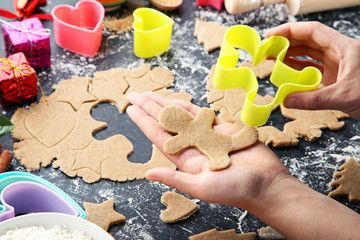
213,25,322,127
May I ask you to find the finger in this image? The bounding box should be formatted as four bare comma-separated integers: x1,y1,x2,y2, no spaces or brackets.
143,91,174,108
126,92,162,121
265,22,335,49
171,99,201,117
126,105,172,146
284,84,339,111
285,45,325,63
145,167,207,199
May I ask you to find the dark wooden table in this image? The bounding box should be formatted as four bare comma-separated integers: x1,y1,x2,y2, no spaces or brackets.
0,0,360,239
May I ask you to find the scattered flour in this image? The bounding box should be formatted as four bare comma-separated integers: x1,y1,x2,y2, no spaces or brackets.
0,225,92,240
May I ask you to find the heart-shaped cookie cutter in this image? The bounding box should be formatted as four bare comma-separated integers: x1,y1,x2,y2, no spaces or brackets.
51,0,105,57
0,172,86,222
196,0,224,10
133,7,174,58
213,25,322,127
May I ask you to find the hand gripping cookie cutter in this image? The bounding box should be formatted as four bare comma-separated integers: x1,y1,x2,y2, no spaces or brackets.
0,172,86,222
212,25,322,127
133,7,174,58
196,0,224,10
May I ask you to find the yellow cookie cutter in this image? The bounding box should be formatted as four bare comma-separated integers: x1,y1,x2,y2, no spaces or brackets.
133,7,174,58
213,25,322,127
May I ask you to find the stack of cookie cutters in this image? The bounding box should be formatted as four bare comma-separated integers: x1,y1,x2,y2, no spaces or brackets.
213,25,323,127
0,172,86,222
133,7,174,58
51,0,105,57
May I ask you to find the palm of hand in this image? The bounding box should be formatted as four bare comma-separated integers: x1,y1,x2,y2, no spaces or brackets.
127,91,290,209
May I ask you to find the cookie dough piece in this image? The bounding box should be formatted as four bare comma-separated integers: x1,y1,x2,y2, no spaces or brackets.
258,226,286,240
194,20,229,52
84,198,126,231
158,105,258,170
52,76,98,111
189,229,256,240
239,60,275,79
328,157,360,201
160,192,199,223
281,105,349,141
257,126,299,147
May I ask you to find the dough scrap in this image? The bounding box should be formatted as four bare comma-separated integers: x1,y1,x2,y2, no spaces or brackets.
189,229,256,240
83,198,126,231
328,157,360,201
239,60,275,79
11,65,184,182
257,126,298,147
258,226,286,240
281,105,349,141
160,192,198,223
158,105,258,170
194,19,229,52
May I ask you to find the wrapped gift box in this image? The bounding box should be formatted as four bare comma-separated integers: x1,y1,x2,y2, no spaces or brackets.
2,18,51,69
0,52,38,108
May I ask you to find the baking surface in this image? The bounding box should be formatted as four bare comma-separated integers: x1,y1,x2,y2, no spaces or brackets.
1,0,360,239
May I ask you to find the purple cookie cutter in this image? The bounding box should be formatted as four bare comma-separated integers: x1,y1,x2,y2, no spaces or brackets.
0,181,78,222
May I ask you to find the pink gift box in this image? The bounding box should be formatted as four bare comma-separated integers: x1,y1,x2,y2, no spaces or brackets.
2,18,51,69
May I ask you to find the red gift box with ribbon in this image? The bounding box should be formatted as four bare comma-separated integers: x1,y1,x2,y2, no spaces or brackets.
1,17,51,69
0,52,38,108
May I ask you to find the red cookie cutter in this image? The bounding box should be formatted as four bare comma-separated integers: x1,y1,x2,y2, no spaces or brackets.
196,0,224,10
0,0,52,20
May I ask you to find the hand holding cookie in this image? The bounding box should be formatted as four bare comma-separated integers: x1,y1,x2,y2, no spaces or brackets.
126,91,289,208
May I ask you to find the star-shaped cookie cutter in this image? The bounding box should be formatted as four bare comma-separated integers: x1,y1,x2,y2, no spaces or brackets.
213,25,322,127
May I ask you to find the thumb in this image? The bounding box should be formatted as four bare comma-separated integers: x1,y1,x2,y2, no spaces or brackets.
284,86,339,111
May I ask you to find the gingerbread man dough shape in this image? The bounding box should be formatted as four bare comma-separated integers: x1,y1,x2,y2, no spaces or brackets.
158,105,258,170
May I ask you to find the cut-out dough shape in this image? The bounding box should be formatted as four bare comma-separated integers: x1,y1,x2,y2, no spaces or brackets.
257,126,299,147
328,157,360,202
194,19,228,52
11,65,185,182
83,198,126,231
189,229,256,240
52,76,98,111
25,112,76,148
158,105,258,170
160,192,199,223
239,60,275,79
258,226,286,240
281,105,349,141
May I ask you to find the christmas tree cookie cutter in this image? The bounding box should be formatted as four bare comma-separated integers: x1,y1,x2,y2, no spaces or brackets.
133,7,174,58
213,25,322,127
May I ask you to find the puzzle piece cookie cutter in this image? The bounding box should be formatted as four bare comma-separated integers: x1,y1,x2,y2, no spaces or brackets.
0,172,86,222
213,25,322,127
133,7,174,58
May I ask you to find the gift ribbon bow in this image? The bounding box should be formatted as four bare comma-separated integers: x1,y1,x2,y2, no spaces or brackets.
0,0,52,21
0,57,48,105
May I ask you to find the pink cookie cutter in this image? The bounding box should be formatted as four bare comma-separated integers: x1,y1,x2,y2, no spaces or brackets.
51,0,105,57
196,0,224,10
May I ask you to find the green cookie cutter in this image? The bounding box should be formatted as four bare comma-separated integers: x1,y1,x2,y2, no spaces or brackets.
213,25,322,127
133,7,174,58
